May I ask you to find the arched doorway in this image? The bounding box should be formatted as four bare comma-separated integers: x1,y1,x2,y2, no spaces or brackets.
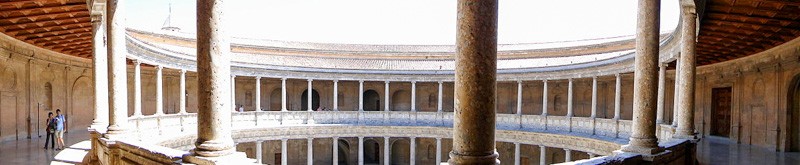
301,89,320,111
391,139,410,165
392,90,411,111
70,77,93,130
338,139,351,165
269,89,281,111
364,139,380,164
363,90,380,111
788,75,800,151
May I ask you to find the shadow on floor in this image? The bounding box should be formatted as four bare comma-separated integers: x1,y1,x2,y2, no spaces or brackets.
697,136,800,165
0,129,89,165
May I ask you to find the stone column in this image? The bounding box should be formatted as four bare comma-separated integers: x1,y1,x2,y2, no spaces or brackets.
621,0,662,155
384,81,390,111
105,0,129,139
672,58,681,127
539,145,546,165
567,78,574,117
333,137,339,165
155,66,164,115
656,63,667,124
256,141,263,164
192,0,235,157
564,149,572,162
516,80,523,115
542,80,548,116
435,138,442,164
255,77,261,111
614,74,622,120
449,0,499,164
514,143,521,165
91,15,109,129
333,80,339,111
281,139,288,165
437,81,443,112
231,75,236,111
308,79,313,111
281,78,287,111
384,137,390,165
411,81,417,112
308,138,313,165
675,4,697,139
358,137,364,165
179,69,187,114
133,61,142,117
410,137,416,165
359,80,364,111
591,77,598,118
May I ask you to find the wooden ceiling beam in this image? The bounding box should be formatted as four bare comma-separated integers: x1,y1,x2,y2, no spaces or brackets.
1,10,88,24
54,41,90,51
30,31,90,43
706,13,798,26
0,16,87,30
40,36,91,46
6,21,89,34
19,27,89,39
703,19,799,33
0,0,76,7
751,0,800,6
0,4,86,16
707,5,800,19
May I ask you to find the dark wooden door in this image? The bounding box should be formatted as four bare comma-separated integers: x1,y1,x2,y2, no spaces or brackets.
711,87,732,137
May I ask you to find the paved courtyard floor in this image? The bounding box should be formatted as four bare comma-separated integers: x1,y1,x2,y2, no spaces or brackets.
697,136,800,165
0,129,89,165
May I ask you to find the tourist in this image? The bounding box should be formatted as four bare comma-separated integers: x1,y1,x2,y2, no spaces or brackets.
54,109,66,150
238,105,244,112
43,112,55,150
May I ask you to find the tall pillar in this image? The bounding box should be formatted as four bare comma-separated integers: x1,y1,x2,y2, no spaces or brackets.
621,0,662,155
384,81,390,111
542,80,548,116
155,66,164,115
449,0,499,164
281,78,287,111
384,137,390,165
333,137,339,165
656,63,667,124
179,69,187,114
514,143,520,165
673,58,681,126
411,81,417,112
105,0,129,139
358,137,364,165
333,80,339,111
613,74,622,120
308,138,313,165
539,145,546,165
359,80,364,111
308,79,313,111
192,0,235,157
256,141,263,164
567,78,574,117
91,15,109,129
564,149,572,162
437,81,443,112
591,76,597,119
255,77,261,111
231,75,236,111
516,80,523,115
133,61,142,117
410,137,416,165
675,4,698,139
435,138,442,164
281,139,287,165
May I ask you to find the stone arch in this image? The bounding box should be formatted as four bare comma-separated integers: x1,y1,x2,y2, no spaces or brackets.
70,76,93,130
789,74,800,151
391,139,410,165
44,82,53,111
363,90,380,111
392,90,411,111
750,78,767,145
269,88,281,111
0,66,17,91
301,89,320,111
364,139,381,164
338,139,351,165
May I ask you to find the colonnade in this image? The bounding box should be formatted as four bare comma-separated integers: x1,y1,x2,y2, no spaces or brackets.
89,0,698,164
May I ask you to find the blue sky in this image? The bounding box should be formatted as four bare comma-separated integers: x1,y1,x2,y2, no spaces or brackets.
126,0,679,45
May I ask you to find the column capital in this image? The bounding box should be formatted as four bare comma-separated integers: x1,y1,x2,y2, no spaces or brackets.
255,76,261,79
281,77,287,81
359,80,365,83
307,79,313,82
438,81,443,84
593,76,598,80
385,80,390,84
411,80,417,84
133,59,142,65
333,79,339,83
156,65,163,70
180,69,186,74
517,80,522,84
543,79,548,83
659,62,669,68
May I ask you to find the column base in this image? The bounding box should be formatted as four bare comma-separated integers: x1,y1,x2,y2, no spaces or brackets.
448,151,499,165
673,132,700,142
184,152,253,165
620,143,663,155
104,125,127,139
193,140,236,157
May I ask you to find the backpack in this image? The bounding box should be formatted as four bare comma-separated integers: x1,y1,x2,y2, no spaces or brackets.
47,118,57,133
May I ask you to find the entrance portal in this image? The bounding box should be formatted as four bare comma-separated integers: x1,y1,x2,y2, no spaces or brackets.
711,87,732,137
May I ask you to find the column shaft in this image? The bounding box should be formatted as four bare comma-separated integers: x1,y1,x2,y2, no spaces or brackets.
282,78,287,111
567,78,574,117
591,77,598,118
179,70,187,114
133,61,142,117
437,81,443,112
255,77,261,111
539,146,546,165
657,63,667,123
676,7,698,139
256,141,263,164
385,81,390,111
621,0,662,154
435,138,442,164
565,149,572,162
333,137,339,165
542,80,548,116
516,81,523,115
514,143,520,165
410,137,416,165
308,79,313,111
231,75,236,111
105,0,129,138
384,137,390,165
281,139,288,165
614,74,622,120
91,16,109,128
308,138,313,165
449,0,499,164
411,81,417,112
333,80,339,111
155,66,164,115
358,137,364,165
193,0,234,156
359,80,364,111
673,62,680,126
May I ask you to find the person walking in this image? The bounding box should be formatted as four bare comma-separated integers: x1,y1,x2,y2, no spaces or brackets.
54,109,66,150
43,112,55,150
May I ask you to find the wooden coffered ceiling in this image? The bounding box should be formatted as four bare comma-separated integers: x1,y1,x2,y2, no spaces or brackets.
0,0,92,58
697,0,800,65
